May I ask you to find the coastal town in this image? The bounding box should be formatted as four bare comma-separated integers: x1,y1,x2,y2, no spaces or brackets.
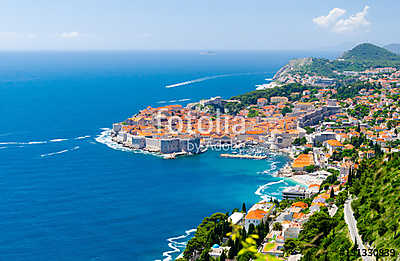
110,43,400,260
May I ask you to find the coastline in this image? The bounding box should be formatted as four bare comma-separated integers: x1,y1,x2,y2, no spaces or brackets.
96,127,295,260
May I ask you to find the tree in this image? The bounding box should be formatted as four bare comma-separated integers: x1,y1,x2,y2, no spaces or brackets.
199,247,210,261
219,251,226,261
248,224,255,236
283,238,300,255
281,106,292,116
228,241,236,259
330,187,335,199
304,165,317,173
293,137,307,146
242,202,247,213
273,222,282,231
348,169,353,185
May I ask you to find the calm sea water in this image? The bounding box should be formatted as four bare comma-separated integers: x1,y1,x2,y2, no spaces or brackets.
0,50,337,260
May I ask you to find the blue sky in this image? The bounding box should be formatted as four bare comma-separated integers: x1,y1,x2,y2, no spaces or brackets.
1,0,399,50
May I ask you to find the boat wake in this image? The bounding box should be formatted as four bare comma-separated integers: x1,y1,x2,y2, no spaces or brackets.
75,135,91,140
165,72,264,88
161,228,197,261
156,98,191,104
0,135,90,146
40,146,80,158
49,138,69,142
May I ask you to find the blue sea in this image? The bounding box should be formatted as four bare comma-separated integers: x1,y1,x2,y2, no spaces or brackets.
0,50,337,260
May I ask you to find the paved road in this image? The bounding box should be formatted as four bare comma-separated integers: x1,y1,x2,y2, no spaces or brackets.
344,198,374,261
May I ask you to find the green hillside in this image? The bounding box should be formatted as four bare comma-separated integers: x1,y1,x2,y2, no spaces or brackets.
341,43,400,62
290,43,400,77
350,152,400,256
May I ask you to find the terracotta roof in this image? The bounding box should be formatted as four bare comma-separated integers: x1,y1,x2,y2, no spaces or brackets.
292,202,308,209
325,139,344,147
245,209,267,220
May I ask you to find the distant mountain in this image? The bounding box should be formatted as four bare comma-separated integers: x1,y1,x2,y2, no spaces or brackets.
384,43,400,55
272,43,400,79
340,43,400,61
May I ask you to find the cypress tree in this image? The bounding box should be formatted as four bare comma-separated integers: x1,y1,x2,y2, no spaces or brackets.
228,244,235,259
248,224,255,235
242,202,246,213
241,228,247,241
348,169,353,185
330,187,335,199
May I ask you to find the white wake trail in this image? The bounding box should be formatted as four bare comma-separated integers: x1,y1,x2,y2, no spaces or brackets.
165,72,263,88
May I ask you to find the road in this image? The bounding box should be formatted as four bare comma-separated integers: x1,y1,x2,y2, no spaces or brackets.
344,198,374,261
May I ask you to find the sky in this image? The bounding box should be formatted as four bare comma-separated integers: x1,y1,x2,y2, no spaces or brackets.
1,0,399,50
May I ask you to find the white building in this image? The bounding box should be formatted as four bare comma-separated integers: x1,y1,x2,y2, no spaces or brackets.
228,212,244,225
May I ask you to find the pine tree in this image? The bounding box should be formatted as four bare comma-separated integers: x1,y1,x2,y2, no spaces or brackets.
242,202,246,213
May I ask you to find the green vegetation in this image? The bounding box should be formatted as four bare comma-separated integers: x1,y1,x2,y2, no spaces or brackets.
183,213,231,260
304,165,317,173
282,187,358,261
247,108,259,118
299,208,358,260
292,43,400,78
334,81,379,100
181,208,271,261
304,127,316,135
348,104,370,119
293,137,307,146
350,152,400,253
272,222,282,231
281,106,292,116
229,83,309,109
341,43,400,62
330,148,358,162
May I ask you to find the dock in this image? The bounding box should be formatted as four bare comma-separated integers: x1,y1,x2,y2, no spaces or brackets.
220,153,268,160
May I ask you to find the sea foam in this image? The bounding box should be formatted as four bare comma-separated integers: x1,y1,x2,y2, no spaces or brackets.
162,228,197,261
95,128,163,158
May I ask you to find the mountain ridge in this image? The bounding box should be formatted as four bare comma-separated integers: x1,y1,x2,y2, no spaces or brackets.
384,43,400,55
340,43,400,61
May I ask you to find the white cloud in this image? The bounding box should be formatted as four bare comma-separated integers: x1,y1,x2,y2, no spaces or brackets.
59,32,80,38
333,6,370,33
313,6,371,33
313,8,346,27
